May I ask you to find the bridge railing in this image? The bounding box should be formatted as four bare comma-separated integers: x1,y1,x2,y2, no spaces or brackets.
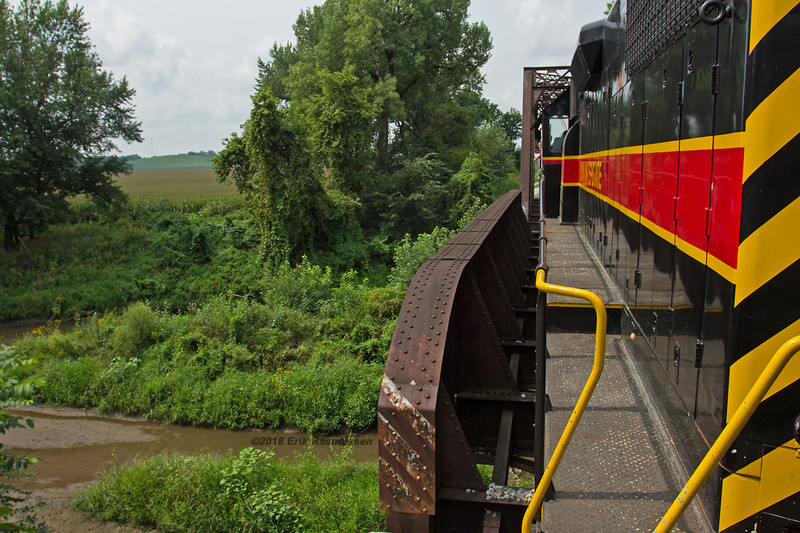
379,190,546,531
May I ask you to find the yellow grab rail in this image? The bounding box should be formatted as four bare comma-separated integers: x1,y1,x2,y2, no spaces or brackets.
522,268,608,532
654,335,800,532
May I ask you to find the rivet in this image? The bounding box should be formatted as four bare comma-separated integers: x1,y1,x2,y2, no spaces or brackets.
416,401,421,405
392,411,396,416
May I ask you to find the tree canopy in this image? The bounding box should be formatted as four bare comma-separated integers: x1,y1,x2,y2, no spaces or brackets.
0,0,142,250
216,0,521,266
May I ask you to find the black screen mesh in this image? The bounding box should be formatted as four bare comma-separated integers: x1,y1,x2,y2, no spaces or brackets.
625,0,702,75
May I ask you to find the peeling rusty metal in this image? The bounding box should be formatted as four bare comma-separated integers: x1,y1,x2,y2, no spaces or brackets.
379,190,541,532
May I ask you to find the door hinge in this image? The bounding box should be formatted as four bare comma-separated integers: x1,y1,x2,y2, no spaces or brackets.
666,306,675,333
634,269,642,289
673,196,680,221
695,339,705,368
677,81,685,106
641,100,648,120
616,249,620,262
711,64,720,95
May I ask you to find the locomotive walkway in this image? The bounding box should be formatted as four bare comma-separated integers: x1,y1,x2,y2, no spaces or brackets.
537,222,711,533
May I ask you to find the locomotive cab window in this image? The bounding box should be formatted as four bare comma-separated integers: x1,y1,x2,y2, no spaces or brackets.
548,115,569,154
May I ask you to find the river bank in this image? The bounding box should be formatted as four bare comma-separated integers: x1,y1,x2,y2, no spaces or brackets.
5,406,378,532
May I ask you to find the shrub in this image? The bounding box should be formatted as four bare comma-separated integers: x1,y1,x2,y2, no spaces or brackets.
111,302,160,358
73,447,384,533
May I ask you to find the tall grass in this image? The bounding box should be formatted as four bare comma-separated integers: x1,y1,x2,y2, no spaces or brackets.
73,446,384,533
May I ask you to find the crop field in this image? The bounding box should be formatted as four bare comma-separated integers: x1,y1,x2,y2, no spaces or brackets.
114,168,239,200
130,154,213,171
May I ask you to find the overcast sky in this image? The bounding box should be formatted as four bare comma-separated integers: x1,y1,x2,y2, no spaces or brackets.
61,0,605,156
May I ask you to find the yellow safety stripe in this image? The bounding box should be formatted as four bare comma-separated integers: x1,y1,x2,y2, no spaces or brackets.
735,196,800,305
742,67,800,183
749,0,800,53
728,317,800,420
719,440,800,531
578,184,738,283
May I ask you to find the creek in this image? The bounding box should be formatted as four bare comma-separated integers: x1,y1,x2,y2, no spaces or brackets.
0,318,75,346
5,406,378,492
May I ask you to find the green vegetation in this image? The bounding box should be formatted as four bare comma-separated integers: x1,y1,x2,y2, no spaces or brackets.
73,446,383,533
129,154,215,171
0,0,141,250
0,345,46,532
215,0,521,265
114,169,238,201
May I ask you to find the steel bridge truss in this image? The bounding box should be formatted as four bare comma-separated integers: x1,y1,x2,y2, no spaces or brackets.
379,191,550,532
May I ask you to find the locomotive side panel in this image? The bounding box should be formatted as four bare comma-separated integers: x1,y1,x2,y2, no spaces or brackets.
570,0,799,529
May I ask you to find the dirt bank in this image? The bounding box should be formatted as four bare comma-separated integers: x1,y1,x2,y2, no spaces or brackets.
4,406,378,532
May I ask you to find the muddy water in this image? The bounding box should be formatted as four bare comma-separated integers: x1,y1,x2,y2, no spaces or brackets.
5,406,378,492
0,318,75,345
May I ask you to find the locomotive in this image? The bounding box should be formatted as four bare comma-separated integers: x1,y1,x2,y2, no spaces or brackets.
537,0,800,529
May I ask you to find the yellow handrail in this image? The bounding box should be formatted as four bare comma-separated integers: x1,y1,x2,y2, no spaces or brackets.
521,268,608,532
654,335,800,532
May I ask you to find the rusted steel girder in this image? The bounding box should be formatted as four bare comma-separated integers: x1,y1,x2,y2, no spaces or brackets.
379,191,542,532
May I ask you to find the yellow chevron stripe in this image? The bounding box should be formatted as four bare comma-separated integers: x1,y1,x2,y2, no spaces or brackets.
719,440,800,531
728,317,800,421
735,196,800,305
742,67,800,183
750,0,800,53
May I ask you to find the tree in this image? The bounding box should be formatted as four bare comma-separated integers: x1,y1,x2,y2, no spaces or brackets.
0,0,142,250
214,90,326,264
258,0,492,182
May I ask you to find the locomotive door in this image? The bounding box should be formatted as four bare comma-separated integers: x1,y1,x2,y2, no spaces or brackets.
669,25,719,417
634,45,682,351
623,74,646,308
608,88,625,284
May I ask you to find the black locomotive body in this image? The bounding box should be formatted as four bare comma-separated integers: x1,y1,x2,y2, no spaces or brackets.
548,0,800,530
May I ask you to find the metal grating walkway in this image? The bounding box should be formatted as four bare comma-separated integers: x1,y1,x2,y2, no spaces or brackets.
536,222,713,533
